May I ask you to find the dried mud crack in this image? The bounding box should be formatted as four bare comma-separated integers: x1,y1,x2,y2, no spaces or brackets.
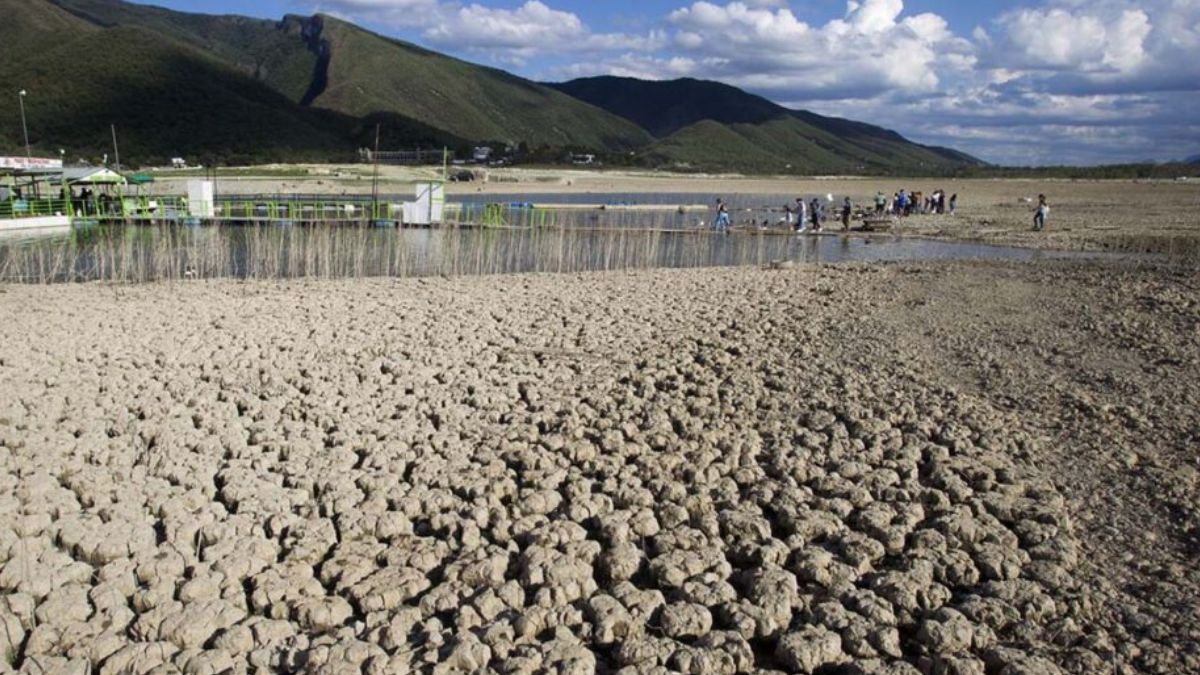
0,261,1196,674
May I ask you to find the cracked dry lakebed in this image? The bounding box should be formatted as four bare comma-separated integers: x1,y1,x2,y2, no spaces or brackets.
0,260,1198,674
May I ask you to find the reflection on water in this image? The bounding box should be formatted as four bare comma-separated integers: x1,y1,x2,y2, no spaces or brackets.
0,223,1121,284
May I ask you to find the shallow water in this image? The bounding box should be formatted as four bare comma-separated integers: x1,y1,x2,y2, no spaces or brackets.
0,223,1128,283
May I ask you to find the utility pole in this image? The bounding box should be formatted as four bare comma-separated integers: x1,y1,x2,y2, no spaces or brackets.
111,124,121,173
371,123,381,223
111,125,125,221
18,90,30,158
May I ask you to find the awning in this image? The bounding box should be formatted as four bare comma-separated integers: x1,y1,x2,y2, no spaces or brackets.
51,168,128,186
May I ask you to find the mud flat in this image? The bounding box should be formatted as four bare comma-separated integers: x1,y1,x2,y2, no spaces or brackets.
1,261,1197,673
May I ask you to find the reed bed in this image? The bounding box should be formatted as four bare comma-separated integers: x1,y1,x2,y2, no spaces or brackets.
0,224,801,285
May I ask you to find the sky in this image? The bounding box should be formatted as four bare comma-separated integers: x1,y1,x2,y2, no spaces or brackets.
134,0,1200,166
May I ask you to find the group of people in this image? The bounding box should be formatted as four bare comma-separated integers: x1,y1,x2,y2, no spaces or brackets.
881,189,956,217
714,191,928,233
712,190,1051,233
781,196,853,233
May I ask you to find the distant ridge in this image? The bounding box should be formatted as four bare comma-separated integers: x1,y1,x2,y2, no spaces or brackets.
551,76,983,173
0,0,982,172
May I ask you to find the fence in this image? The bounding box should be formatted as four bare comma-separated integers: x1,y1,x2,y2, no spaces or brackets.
7,194,711,230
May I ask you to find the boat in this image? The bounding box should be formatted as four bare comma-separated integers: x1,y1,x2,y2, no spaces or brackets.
0,156,71,233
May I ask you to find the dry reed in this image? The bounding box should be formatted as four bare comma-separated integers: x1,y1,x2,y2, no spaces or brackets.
0,223,804,285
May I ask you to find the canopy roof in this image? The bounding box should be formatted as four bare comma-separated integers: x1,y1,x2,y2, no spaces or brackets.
52,168,128,186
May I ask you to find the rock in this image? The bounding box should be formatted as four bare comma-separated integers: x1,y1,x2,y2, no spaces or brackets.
586,594,637,645
658,602,712,639
776,626,845,673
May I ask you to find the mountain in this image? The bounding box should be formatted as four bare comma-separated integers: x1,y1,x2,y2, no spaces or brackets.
1,0,980,172
0,0,468,164
552,76,982,172
47,0,651,150
1186,155,1200,165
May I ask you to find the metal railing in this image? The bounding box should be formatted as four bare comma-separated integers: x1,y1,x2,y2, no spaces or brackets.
0,198,73,219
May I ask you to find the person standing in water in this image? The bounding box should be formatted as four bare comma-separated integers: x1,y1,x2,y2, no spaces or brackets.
841,196,853,230
713,198,731,232
794,197,808,233
1033,194,1050,231
810,198,823,232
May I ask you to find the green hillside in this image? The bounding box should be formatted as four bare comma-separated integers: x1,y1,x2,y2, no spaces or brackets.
0,25,343,164
554,76,983,172
50,0,320,101
549,77,783,137
47,0,652,150
1,0,98,54
643,121,792,172
0,2,466,165
308,17,652,149
2,0,982,172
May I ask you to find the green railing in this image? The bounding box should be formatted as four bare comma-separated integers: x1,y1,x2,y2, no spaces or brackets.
1,198,74,219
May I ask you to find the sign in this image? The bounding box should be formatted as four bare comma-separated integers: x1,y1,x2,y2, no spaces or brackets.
0,157,64,170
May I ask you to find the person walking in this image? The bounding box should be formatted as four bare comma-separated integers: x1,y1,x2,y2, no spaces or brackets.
810,198,822,232
1033,194,1049,231
713,198,731,232
949,193,957,215
841,196,852,231
874,191,886,214
794,197,808,233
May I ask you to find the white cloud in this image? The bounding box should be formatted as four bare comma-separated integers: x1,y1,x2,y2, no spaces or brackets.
992,6,1151,73
315,0,660,64
656,0,973,99
310,0,1200,164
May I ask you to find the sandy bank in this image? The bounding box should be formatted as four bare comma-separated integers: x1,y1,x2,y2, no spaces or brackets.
1,261,1197,673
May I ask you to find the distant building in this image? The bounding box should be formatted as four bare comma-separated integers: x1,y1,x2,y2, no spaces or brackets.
473,147,493,163
171,157,187,169
571,154,596,165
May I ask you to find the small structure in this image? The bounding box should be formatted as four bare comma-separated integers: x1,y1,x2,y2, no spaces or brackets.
472,147,493,163
171,157,187,169
400,182,444,226
187,180,214,218
1,156,71,232
53,167,127,188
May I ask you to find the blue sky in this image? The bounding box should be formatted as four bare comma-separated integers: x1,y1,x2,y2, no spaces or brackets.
132,0,1200,165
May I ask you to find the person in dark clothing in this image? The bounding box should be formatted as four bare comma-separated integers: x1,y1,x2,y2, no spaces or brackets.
841,196,852,230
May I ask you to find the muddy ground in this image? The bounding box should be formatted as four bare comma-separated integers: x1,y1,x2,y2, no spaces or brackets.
0,261,1197,673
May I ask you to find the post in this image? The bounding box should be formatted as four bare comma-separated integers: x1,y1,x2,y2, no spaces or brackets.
111,125,127,221
60,149,71,219
18,90,30,158
111,125,121,174
371,123,381,224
